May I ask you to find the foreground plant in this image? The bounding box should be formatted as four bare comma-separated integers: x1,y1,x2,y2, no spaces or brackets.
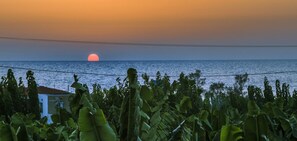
1,68,297,140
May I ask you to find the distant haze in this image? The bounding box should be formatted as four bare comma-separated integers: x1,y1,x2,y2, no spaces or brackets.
0,0,297,61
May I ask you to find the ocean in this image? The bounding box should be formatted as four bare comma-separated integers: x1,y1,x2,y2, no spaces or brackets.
1,60,297,92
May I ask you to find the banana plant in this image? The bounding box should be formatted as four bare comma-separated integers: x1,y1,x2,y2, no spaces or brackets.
219,125,243,141
119,68,142,141
244,101,270,141
0,122,18,141
71,75,117,141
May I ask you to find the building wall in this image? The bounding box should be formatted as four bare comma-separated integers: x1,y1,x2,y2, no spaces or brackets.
38,94,50,122
38,94,71,124
48,95,71,114
63,95,71,111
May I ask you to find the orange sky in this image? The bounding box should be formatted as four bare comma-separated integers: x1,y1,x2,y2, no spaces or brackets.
1,0,297,43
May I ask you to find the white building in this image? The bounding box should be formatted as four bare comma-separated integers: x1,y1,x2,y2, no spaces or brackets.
37,86,72,123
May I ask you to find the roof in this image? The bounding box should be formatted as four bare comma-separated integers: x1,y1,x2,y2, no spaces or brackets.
37,86,71,95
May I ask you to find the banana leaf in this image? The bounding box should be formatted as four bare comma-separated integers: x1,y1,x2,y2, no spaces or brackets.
220,125,243,141
78,107,117,141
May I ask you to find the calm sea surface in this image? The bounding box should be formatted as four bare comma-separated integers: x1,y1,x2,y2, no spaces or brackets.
1,60,297,92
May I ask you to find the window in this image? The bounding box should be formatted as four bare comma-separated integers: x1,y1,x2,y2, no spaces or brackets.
55,97,64,109
59,101,64,108
40,102,43,113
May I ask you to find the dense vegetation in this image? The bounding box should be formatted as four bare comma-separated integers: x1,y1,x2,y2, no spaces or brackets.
1,68,297,141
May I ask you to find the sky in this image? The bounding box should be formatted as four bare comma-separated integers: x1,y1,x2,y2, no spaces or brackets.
0,0,297,61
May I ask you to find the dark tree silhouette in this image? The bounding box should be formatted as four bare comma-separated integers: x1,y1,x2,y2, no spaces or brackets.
26,70,40,119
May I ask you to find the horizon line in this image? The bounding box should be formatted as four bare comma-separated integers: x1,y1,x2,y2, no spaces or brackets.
1,58,297,62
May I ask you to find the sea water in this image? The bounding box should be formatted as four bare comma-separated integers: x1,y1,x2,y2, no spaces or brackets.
1,60,297,92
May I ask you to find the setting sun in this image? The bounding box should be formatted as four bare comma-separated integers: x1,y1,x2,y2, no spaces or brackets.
88,53,99,62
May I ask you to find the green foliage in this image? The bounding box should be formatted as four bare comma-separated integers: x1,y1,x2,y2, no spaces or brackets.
244,101,270,141
229,74,249,112
220,125,243,141
26,70,40,119
0,69,35,120
0,122,18,141
78,107,116,141
6,69,20,112
2,68,297,141
263,77,274,103
51,108,72,125
292,90,297,111
178,96,192,113
276,80,281,98
71,76,117,141
234,73,248,96
119,68,141,141
248,85,264,106
1,88,15,118
244,115,270,141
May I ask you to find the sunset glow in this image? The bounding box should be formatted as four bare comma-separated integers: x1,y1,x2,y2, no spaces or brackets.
1,0,297,61
0,0,296,43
